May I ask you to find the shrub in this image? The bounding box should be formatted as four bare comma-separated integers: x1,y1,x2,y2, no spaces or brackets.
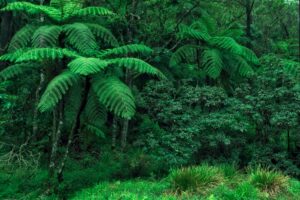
169,164,224,194
249,166,289,195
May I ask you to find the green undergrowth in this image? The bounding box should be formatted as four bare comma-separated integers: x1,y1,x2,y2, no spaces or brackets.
72,164,300,200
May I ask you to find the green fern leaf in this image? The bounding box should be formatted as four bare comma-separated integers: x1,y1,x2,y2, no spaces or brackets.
92,76,135,119
16,48,79,62
64,23,98,55
202,49,223,79
38,70,80,112
0,49,28,62
71,6,114,18
8,25,35,52
99,44,153,58
68,57,109,75
208,37,243,55
84,23,119,47
179,25,211,41
32,25,62,48
233,56,255,77
1,2,61,21
0,63,36,80
108,58,165,79
170,45,199,67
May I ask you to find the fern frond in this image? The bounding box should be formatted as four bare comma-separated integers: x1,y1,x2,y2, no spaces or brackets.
92,76,135,119
108,58,165,79
32,25,62,48
16,48,79,62
170,45,199,67
179,25,211,41
0,63,36,80
99,44,153,58
208,37,243,55
202,49,223,79
83,91,107,125
70,6,114,18
84,123,105,138
8,25,35,52
0,49,28,62
64,79,83,126
1,2,61,21
84,23,119,47
64,23,98,55
38,70,80,112
240,46,259,64
68,57,109,75
230,55,255,77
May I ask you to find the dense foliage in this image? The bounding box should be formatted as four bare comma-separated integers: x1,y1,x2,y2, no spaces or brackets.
0,0,299,199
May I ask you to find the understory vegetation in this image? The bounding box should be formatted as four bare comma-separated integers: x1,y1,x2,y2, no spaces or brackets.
0,0,299,199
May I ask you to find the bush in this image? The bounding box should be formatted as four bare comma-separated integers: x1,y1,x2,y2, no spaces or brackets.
169,164,224,194
249,166,289,196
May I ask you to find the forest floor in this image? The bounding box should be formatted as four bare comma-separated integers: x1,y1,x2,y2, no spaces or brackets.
71,165,300,200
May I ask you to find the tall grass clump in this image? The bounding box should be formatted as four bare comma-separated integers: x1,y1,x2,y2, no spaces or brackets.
168,164,224,194
249,166,289,196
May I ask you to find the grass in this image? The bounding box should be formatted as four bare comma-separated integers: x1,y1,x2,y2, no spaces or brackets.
71,164,300,200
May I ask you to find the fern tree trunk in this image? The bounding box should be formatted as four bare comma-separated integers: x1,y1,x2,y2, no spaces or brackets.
111,116,118,150
48,101,64,191
245,0,255,48
57,78,91,184
120,0,138,151
0,12,13,54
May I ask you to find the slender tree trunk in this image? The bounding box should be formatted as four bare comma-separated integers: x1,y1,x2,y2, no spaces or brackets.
287,129,290,154
121,119,129,150
48,102,64,189
32,72,45,135
111,116,118,150
57,78,90,184
245,0,254,48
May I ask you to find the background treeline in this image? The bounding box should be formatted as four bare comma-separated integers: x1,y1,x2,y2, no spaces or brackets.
0,0,299,199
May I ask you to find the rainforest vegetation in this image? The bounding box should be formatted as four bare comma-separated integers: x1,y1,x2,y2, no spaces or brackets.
0,0,299,199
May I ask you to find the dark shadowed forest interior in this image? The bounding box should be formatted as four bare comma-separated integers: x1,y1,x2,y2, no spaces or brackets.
0,0,299,199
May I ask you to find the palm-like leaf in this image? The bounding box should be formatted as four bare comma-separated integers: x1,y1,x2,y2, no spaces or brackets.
64,23,98,55
1,2,61,21
68,57,109,75
170,45,199,67
8,25,35,52
16,48,79,62
108,58,165,79
32,25,62,48
71,7,114,18
202,49,223,79
92,76,135,119
38,70,80,112
0,63,37,80
99,44,153,58
85,23,119,47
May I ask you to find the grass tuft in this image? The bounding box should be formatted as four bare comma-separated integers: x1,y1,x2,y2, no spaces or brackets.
249,166,289,196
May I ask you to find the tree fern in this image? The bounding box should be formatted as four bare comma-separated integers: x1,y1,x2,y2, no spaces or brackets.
64,23,98,55
108,58,165,79
170,45,199,67
1,2,61,21
32,25,62,48
85,23,119,47
230,55,255,77
0,63,36,81
99,44,153,58
38,70,80,112
16,48,79,62
92,76,135,119
71,6,114,18
68,57,109,75
202,49,223,79
0,49,28,62
8,25,35,52
178,25,211,41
